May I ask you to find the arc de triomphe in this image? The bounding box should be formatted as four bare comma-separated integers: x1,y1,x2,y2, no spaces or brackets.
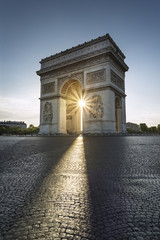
37,34,129,134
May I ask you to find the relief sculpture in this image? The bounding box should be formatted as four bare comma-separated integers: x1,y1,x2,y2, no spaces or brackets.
86,69,105,85
43,102,53,123
111,70,124,91
89,95,104,119
42,82,55,94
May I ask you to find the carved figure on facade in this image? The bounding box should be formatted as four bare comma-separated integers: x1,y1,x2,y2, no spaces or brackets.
89,95,104,119
86,69,105,85
42,82,55,94
43,102,53,123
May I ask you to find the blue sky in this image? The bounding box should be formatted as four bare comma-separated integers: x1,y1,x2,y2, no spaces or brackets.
0,0,160,127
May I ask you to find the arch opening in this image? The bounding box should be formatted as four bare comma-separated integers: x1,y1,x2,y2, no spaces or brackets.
61,80,82,134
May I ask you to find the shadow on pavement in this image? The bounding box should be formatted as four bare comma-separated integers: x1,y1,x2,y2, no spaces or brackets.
83,136,129,239
0,136,76,236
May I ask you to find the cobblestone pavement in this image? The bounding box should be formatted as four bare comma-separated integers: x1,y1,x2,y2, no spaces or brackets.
0,136,160,240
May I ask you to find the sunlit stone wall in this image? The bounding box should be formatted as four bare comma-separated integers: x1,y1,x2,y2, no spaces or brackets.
83,89,116,133
37,34,128,134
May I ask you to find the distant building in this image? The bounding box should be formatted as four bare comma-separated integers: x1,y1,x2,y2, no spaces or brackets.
0,121,27,129
126,122,139,132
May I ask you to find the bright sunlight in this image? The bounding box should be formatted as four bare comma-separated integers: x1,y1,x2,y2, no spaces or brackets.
78,98,85,132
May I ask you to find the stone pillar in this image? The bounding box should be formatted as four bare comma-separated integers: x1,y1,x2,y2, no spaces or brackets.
59,97,66,133
39,100,43,134
39,100,43,126
104,89,116,133
117,106,122,133
122,97,127,132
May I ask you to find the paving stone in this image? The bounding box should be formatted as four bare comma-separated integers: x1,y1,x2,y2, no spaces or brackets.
137,237,145,240
0,136,160,239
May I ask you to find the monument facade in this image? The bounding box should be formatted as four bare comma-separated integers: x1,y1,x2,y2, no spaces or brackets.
37,34,129,134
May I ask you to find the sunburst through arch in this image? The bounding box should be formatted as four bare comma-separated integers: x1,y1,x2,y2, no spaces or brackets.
60,79,100,133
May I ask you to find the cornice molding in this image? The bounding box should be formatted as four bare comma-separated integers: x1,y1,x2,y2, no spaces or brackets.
38,53,109,78
40,94,67,101
37,48,108,75
85,119,115,123
37,50,128,77
83,84,126,97
40,34,126,64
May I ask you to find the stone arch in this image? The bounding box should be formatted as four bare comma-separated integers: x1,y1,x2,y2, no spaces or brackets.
58,72,84,94
115,96,122,133
38,35,128,135
60,79,82,134
60,78,82,95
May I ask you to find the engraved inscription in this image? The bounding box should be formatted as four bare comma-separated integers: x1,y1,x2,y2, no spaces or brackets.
89,95,104,119
42,82,55,94
43,102,53,123
111,70,124,91
86,69,105,85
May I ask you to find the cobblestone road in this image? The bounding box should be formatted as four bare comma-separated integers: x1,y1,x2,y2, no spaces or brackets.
0,136,160,240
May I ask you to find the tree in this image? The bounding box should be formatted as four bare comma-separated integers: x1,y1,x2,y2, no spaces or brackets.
140,123,148,133
157,124,160,134
151,126,157,134
0,126,7,135
0,124,39,135
8,127,23,135
127,128,139,134
23,125,39,135
148,126,157,134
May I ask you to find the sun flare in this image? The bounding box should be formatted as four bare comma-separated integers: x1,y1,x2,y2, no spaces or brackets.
78,99,85,107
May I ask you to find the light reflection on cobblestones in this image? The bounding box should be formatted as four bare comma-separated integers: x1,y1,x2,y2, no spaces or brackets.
1,136,91,239
1,136,160,239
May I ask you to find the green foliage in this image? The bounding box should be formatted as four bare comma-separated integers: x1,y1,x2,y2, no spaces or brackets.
148,126,157,134
0,125,39,135
140,123,148,133
9,127,23,135
139,123,160,134
127,128,139,134
23,125,39,135
0,126,7,135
